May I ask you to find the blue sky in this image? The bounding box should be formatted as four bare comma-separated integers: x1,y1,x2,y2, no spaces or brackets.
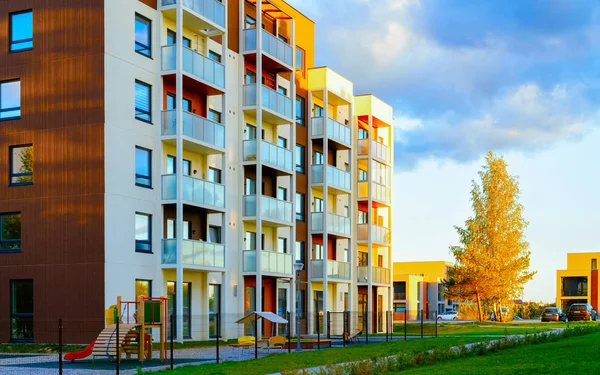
289,0,600,302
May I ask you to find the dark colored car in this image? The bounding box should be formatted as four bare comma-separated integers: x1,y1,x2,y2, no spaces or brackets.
541,307,566,322
567,303,597,321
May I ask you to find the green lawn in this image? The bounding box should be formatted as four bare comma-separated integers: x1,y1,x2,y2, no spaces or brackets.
393,331,600,374
153,337,488,375
393,321,590,336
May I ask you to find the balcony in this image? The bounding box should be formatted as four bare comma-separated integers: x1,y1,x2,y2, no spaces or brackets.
161,239,225,269
357,139,392,165
243,28,293,69
357,224,391,245
161,0,225,30
311,164,351,192
243,250,293,275
311,117,351,148
311,260,351,281
561,277,588,297
161,110,225,153
242,195,293,226
310,212,351,237
357,266,391,284
162,174,225,210
242,139,293,174
242,84,293,124
357,181,392,206
393,292,407,300
162,45,225,93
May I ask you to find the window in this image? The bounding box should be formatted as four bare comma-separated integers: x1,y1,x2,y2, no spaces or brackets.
296,192,305,221
0,80,21,120
245,69,257,85
246,124,257,140
135,279,152,299
183,159,191,176
277,136,287,148
358,168,367,182
358,128,368,139
183,98,191,112
245,178,256,195
134,13,151,57
313,197,323,213
277,34,288,43
296,47,304,71
312,244,323,260
208,226,221,244
245,15,256,29
208,167,221,184
277,187,287,201
9,10,33,52
166,92,175,110
277,237,287,253
295,96,305,126
277,86,287,95
295,241,305,264
209,50,222,63
314,105,324,117
135,80,152,123
208,109,222,123
1,213,21,251
9,145,33,185
167,29,191,47
166,155,191,176
135,146,152,188
358,251,368,266
378,255,383,267
358,210,368,224
135,213,152,253
295,144,305,173
593,259,597,270
10,280,33,341
313,151,323,165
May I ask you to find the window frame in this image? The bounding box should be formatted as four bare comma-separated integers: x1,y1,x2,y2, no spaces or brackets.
295,240,305,265
135,146,152,188
0,79,21,121
10,279,33,342
135,279,152,299
135,212,152,253
134,13,152,58
1,212,22,253
295,95,305,126
9,144,33,186
295,192,305,222
209,50,222,63
9,10,33,53
208,167,222,184
296,47,305,72
135,80,152,123
295,144,305,174
208,109,222,123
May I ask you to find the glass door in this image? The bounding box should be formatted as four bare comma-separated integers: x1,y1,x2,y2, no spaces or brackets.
167,281,191,339
277,288,288,335
209,284,221,338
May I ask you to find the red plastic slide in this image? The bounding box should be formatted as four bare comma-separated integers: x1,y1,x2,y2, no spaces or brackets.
64,339,96,361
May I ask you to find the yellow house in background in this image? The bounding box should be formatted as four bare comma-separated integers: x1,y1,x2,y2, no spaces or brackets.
392,261,454,320
556,252,600,311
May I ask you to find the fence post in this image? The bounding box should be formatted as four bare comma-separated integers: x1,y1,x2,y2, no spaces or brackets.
389,311,393,341
216,312,220,364
254,313,258,359
170,314,174,370
420,309,424,339
342,312,346,348
116,316,120,375
287,311,291,353
435,312,438,338
404,312,407,341
326,311,331,339
385,311,389,342
316,313,320,350
365,313,369,344
58,318,63,375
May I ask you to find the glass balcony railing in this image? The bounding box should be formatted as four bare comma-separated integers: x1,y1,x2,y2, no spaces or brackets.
310,212,351,236
311,164,351,191
242,84,293,120
311,260,351,281
162,174,225,208
394,292,407,300
242,139,293,172
311,117,352,147
357,223,391,244
161,0,225,28
243,250,293,275
357,181,392,204
357,266,390,284
161,110,225,149
162,45,225,89
243,28,293,67
242,195,293,224
161,239,225,268
357,139,392,164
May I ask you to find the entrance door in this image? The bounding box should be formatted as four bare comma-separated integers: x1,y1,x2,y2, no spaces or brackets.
167,281,191,339
314,291,324,333
377,295,383,332
209,284,221,338
358,293,367,331
245,286,256,335
277,288,288,335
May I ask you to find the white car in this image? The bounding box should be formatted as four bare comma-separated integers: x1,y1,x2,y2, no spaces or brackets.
437,311,459,320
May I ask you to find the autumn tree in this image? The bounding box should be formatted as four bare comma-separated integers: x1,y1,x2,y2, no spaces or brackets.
444,151,536,321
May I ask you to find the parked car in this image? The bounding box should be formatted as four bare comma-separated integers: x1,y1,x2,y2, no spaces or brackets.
437,311,459,320
566,303,597,321
512,315,523,321
541,307,566,322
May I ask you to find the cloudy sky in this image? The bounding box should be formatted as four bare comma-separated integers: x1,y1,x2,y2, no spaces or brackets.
288,0,600,302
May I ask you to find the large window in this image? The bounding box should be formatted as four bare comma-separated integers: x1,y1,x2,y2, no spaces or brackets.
295,144,305,173
295,193,305,221
1,80,21,120
296,47,304,71
134,13,151,57
135,279,152,299
295,96,305,126
135,80,152,123
11,280,33,341
9,10,33,52
135,146,152,187
1,213,21,252
135,213,152,253
9,145,33,185
295,241,305,265
167,281,191,339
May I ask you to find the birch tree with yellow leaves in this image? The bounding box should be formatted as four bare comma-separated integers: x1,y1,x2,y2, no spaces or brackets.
445,151,536,321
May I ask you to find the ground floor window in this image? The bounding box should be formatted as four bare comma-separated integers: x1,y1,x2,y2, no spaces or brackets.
11,280,33,342
167,281,191,339
135,279,152,299
209,284,221,338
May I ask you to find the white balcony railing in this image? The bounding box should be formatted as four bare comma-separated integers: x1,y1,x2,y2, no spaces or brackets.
162,45,225,89
161,0,225,28
311,164,351,191
357,138,392,164
243,28,293,67
311,117,351,147
311,260,351,281
310,212,351,236
357,266,391,284
242,84,293,120
161,110,225,149
242,139,293,172
243,250,293,275
161,239,225,268
242,195,293,224
162,174,225,209
357,223,391,244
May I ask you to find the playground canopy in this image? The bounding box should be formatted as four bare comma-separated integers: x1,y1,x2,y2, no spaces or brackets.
235,311,288,325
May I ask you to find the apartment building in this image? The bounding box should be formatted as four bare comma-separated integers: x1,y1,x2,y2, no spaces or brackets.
556,252,600,311
0,0,393,344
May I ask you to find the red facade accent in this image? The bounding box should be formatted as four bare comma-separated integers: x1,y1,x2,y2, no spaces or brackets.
591,270,598,310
